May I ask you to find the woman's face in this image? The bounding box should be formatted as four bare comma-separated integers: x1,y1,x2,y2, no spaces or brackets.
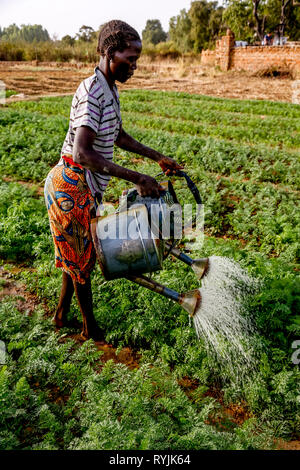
109,40,142,83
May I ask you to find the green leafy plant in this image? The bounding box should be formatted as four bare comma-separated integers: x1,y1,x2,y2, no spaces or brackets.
0,90,299,449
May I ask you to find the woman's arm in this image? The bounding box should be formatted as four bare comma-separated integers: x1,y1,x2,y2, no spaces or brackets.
116,127,184,176
73,125,164,198
116,127,162,162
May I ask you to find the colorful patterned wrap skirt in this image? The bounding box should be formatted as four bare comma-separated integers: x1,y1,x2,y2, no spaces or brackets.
44,157,96,284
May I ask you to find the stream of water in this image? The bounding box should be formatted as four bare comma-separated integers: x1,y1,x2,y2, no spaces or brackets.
193,256,262,380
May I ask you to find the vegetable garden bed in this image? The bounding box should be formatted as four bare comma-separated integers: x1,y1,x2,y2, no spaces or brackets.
0,91,299,450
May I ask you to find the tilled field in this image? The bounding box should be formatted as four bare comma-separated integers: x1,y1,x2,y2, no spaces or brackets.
0,60,295,103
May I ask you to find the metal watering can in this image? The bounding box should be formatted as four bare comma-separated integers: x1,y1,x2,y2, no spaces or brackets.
90,171,208,317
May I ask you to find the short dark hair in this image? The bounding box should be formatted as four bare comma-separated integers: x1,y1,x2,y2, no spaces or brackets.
97,20,141,56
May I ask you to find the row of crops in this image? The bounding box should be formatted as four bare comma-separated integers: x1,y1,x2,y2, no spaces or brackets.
0,90,299,450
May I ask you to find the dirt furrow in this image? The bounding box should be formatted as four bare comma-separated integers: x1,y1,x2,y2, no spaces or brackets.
0,60,294,103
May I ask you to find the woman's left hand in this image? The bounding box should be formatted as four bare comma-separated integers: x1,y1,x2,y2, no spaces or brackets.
158,156,184,176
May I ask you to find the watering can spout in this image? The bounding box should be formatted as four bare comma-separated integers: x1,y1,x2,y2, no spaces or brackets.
126,274,201,318
179,289,202,317
166,244,209,280
191,258,209,280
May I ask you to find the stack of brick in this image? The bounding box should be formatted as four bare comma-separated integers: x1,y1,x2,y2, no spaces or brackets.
215,29,235,71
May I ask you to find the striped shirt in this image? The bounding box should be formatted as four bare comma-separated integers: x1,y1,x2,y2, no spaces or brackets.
60,66,122,204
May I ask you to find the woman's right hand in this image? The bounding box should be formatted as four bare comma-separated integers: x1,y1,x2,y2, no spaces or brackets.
136,174,165,199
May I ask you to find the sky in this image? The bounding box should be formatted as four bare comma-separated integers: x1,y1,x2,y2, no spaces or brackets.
0,0,197,40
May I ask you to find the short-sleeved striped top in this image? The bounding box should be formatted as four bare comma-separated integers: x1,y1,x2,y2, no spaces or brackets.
60,66,122,204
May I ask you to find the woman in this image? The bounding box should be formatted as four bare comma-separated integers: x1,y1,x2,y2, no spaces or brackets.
44,20,183,341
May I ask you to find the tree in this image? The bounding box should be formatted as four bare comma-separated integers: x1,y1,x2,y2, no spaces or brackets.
223,0,268,42
223,0,300,41
252,0,270,42
169,2,224,53
61,35,75,46
189,1,224,52
76,25,96,42
142,20,167,45
288,0,300,39
0,24,50,42
223,0,253,40
209,5,227,39
277,0,296,39
267,0,300,39
169,9,193,52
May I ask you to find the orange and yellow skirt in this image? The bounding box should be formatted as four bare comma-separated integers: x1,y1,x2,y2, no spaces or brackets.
44,157,96,284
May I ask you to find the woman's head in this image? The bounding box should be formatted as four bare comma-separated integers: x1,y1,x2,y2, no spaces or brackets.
97,20,142,83
97,20,141,57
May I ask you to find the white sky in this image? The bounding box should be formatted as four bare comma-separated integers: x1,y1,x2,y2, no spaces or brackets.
0,0,198,39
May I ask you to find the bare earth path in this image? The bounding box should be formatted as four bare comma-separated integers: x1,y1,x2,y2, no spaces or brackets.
0,60,295,103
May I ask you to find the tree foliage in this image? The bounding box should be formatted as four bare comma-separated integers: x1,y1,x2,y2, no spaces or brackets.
267,0,300,39
169,1,225,53
76,25,96,43
223,0,300,41
0,23,50,42
142,20,167,45
223,0,253,41
61,35,75,46
189,1,224,52
169,9,193,53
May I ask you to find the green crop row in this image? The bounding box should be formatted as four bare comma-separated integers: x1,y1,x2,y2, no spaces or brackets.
0,296,276,451
120,89,300,120
0,178,299,448
0,90,299,449
122,126,300,188
8,90,300,120
0,109,67,181
0,100,299,264
1,107,299,188
8,96,73,119
121,100,300,136
10,93,300,133
8,93,300,149
122,110,300,149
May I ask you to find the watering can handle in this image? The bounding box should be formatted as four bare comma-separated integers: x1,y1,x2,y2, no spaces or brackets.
155,170,202,206
155,169,203,257
174,170,202,205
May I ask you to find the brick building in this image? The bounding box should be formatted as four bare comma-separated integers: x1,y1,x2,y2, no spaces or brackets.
201,29,300,75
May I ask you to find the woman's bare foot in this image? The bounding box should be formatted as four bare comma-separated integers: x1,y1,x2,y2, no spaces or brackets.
53,272,75,329
53,315,81,329
52,315,67,328
80,326,106,342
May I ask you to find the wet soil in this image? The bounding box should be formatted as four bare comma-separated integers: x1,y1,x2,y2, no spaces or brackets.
0,265,50,316
0,264,141,371
178,376,253,429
